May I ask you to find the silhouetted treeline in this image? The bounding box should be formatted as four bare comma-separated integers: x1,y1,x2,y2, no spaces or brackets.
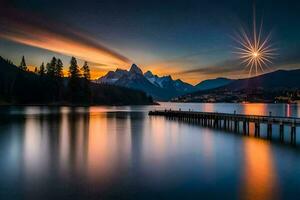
0,56,153,105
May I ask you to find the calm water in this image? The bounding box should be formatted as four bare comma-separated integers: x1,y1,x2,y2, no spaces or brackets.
1,103,300,200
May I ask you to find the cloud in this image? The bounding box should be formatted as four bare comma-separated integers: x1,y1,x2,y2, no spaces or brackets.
0,2,131,68
172,58,245,76
172,49,300,80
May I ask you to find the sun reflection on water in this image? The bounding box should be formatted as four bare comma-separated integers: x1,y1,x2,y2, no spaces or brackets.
86,110,132,183
240,139,278,200
243,103,267,116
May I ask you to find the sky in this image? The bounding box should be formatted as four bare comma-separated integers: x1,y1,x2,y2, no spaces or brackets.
0,0,300,84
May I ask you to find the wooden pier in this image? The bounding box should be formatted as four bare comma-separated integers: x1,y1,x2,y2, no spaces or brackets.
149,110,300,144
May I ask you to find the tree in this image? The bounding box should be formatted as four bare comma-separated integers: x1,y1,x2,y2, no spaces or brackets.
19,56,27,71
68,57,81,102
39,62,46,76
55,59,64,78
46,63,51,75
81,61,90,81
81,61,91,102
68,57,80,79
46,57,57,77
54,59,64,101
6,59,13,65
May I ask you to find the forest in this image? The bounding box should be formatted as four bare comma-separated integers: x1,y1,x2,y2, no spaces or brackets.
0,56,153,105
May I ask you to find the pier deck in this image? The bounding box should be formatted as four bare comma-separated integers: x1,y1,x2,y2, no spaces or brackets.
149,110,300,144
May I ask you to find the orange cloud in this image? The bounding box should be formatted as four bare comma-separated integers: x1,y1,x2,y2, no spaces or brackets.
0,31,130,70
0,5,131,71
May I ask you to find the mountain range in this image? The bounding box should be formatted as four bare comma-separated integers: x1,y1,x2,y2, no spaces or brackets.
95,64,231,100
96,64,300,102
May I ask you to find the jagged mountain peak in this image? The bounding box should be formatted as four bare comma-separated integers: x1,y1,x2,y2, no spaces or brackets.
144,70,154,78
129,64,143,75
174,79,184,83
162,75,173,81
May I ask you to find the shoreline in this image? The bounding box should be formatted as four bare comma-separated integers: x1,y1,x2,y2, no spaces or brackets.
0,102,160,107
0,101,298,108
171,101,299,104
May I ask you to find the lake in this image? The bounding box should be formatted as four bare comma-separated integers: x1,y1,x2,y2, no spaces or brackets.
0,103,300,200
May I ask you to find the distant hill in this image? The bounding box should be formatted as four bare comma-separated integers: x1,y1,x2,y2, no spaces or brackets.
175,69,300,103
0,57,153,105
195,77,232,91
95,64,194,100
224,69,300,90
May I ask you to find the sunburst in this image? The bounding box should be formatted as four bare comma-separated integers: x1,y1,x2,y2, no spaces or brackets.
233,10,277,76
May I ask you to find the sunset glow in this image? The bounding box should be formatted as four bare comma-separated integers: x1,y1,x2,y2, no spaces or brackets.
0,33,130,69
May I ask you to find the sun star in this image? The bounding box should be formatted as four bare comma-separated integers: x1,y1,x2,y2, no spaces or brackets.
233,9,277,76
252,52,259,57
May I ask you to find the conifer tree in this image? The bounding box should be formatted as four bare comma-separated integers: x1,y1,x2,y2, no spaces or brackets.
68,57,81,102
19,56,27,71
68,57,80,79
55,59,64,78
81,61,90,81
46,57,57,77
46,63,51,75
81,61,91,102
39,62,45,76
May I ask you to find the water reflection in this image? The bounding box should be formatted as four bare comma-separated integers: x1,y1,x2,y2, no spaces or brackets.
200,129,216,182
202,103,215,112
240,139,278,200
1,104,300,199
59,110,71,175
158,102,300,117
145,117,169,163
242,103,267,116
87,110,132,183
87,113,109,181
23,115,50,179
